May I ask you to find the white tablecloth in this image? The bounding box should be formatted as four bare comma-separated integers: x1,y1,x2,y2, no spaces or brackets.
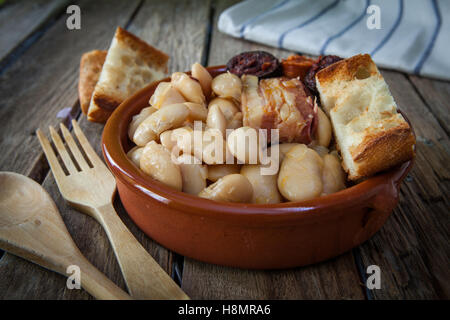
218,0,449,80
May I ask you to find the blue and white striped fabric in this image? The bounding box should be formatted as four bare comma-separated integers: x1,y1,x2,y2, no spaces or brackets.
218,0,449,80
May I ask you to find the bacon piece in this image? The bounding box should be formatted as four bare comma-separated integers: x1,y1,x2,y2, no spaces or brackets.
241,75,317,143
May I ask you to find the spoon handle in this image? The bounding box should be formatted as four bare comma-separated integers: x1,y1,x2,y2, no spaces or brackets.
0,172,131,299
0,240,131,300
73,254,132,300
94,203,189,299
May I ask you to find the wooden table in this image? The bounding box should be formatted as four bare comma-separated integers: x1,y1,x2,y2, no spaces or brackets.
0,0,448,300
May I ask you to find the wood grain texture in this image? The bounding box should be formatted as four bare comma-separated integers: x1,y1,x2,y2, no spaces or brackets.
0,172,131,300
1,0,449,300
0,117,175,299
182,254,365,300
38,119,186,300
0,0,143,299
354,70,450,299
180,0,365,300
0,0,140,177
127,0,211,73
408,75,450,136
0,0,70,63
0,0,212,299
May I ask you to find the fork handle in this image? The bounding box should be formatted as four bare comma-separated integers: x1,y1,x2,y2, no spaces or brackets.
94,203,189,300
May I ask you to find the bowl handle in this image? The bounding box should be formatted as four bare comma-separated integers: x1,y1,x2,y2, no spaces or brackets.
354,161,411,244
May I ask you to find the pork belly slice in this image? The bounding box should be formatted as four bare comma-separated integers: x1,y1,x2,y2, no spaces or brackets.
241,75,317,143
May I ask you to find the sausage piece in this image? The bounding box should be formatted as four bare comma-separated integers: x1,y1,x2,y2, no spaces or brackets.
304,55,342,94
226,51,280,78
281,55,315,80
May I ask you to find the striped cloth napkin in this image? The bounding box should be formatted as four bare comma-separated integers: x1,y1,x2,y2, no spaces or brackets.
218,0,448,80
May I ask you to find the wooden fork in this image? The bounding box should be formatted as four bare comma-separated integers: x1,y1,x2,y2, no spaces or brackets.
36,119,189,300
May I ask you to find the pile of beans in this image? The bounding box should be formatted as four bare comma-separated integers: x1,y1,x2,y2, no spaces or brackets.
126,62,346,204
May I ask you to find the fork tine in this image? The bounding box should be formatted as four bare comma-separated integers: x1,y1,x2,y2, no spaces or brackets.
60,123,91,171
36,129,66,180
49,126,78,174
71,120,103,166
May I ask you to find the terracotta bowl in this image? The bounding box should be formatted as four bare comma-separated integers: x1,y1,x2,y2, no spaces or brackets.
102,65,414,269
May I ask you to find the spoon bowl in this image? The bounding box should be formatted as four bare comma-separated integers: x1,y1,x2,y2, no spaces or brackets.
0,172,131,300
0,172,41,227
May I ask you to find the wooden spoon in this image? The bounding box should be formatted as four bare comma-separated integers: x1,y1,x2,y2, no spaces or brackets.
0,171,131,300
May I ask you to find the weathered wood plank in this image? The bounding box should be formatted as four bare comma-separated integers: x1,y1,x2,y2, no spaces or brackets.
0,0,212,299
127,0,211,73
408,75,450,136
355,70,450,299
180,0,365,300
0,0,70,63
1,0,447,300
123,0,212,289
0,0,142,299
183,253,365,300
0,0,139,177
0,117,176,299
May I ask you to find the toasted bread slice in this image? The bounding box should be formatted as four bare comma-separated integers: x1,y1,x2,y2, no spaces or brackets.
78,50,107,115
316,54,415,180
87,27,169,123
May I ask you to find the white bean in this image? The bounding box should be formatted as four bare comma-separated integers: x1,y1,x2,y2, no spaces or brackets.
208,98,242,129
207,164,240,182
311,145,329,157
171,127,228,165
321,153,346,195
259,143,298,176
132,123,157,147
126,146,143,168
206,104,227,137
227,112,243,129
171,72,205,105
140,141,182,191
172,126,195,155
191,62,212,98
149,82,186,109
198,174,253,203
202,128,229,165
241,165,282,204
316,107,332,147
278,144,323,201
184,102,208,122
208,98,239,122
176,154,208,195
128,106,157,140
274,143,299,163
133,103,190,146
159,130,176,151
211,72,242,102
227,126,261,164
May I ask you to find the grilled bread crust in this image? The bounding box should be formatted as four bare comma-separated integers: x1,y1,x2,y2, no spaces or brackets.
87,27,169,123
316,54,415,180
78,50,107,115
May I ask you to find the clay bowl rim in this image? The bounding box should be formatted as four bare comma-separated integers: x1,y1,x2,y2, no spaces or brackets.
102,65,414,225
